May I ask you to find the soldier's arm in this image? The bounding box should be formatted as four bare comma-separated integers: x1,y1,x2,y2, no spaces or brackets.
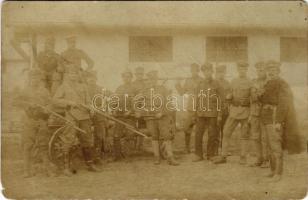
80,50,94,70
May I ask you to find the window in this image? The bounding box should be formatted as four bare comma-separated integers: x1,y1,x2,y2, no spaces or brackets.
129,36,173,62
206,37,248,62
280,37,307,63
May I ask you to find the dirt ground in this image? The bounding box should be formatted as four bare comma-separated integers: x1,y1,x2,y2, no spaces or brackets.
1,131,308,200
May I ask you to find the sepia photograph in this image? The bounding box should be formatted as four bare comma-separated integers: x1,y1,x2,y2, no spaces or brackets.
1,1,308,199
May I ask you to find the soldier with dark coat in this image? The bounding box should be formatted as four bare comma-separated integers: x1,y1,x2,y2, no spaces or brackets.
213,61,253,165
13,69,51,177
53,66,100,176
175,63,203,153
37,36,64,94
193,62,224,162
136,70,179,166
260,60,301,182
112,69,137,160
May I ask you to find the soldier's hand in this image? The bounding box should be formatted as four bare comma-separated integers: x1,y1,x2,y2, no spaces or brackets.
155,112,163,119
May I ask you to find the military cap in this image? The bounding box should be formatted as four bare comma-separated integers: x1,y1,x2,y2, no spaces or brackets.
146,70,158,79
66,35,76,42
201,62,213,71
255,61,265,69
216,65,227,73
135,66,144,74
237,61,249,68
190,63,200,70
266,60,281,70
121,68,133,77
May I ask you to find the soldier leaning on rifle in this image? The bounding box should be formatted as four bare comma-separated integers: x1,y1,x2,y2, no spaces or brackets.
53,66,100,176
175,63,203,154
13,69,52,178
37,36,64,95
249,61,269,168
132,66,147,153
215,65,231,149
61,35,94,72
135,70,179,166
112,69,137,161
85,70,108,165
213,61,253,165
259,60,300,182
193,62,224,162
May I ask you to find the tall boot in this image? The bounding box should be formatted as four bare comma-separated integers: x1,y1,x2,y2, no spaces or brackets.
63,152,72,177
250,140,262,167
152,140,160,165
164,140,179,166
239,139,248,165
184,131,191,153
83,147,100,172
271,157,282,182
265,155,276,177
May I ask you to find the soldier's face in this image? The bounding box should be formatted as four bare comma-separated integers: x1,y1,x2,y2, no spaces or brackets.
267,68,280,80
135,72,144,80
256,68,266,79
191,68,199,77
122,74,132,84
202,69,212,79
237,67,247,77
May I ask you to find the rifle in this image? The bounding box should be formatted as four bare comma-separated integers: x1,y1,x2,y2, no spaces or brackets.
18,100,87,134
79,104,149,138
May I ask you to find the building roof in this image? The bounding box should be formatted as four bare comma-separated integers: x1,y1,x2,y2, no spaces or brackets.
2,1,307,34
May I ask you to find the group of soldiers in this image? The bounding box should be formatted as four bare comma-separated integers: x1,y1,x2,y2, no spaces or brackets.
14,36,301,182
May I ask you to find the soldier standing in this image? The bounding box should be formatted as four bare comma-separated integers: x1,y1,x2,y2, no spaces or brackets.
112,69,136,161
14,69,51,177
132,66,147,152
259,60,299,182
53,66,100,175
86,70,107,165
61,36,94,72
249,62,269,167
213,61,253,165
175,63,203,153
193,63,223,162
215,65,231,153
136,70,179,166
37,36,63,94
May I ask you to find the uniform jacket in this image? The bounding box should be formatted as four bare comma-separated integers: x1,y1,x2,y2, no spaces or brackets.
250,77,267,117
196,77,224,118
61,48,93,70
37,50,62,73
113,83,136,117
53,81,91,120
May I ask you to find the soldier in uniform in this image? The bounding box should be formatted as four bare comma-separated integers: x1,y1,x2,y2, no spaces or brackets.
85,70,107,165
215,65,231,153
213,61,253,165
259,60,296,181
37,36,63,94
112,69,136,161
53,66,100,175
14,69,51,177
136,70,179,166
193,62,224,162
132,66,147,152
61,36,94,72
249,61,269,167
175,63,203,153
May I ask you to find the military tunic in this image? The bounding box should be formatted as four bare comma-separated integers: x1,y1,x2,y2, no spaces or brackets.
61,48,94,71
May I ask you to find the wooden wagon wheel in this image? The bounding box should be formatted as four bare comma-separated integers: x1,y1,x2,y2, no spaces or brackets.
48,125,79,168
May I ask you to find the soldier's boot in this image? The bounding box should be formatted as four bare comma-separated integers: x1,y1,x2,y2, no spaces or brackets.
271,157,282,182
239,140,248,165
249,140,263,167
184,131,191,154
63,152,73,177
265,155,275,178
164,141,179,166
152,140,160,165
83,147,101,172
212,155,227,164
